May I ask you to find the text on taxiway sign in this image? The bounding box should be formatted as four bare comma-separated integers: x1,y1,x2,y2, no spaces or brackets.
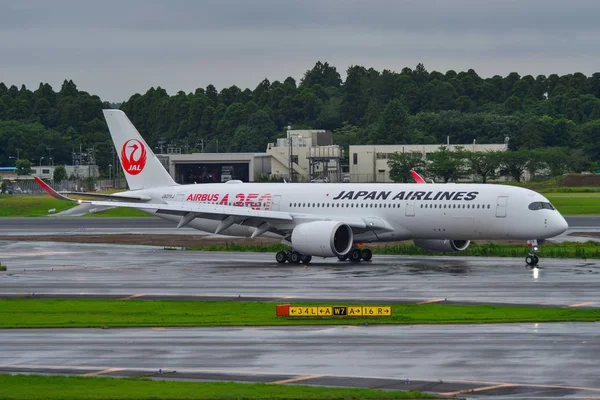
281,305,392,317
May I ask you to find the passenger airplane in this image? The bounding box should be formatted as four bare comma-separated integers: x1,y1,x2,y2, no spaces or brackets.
36,110,568,266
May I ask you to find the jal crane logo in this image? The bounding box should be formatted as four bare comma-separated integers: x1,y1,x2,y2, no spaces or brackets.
121,139,147,175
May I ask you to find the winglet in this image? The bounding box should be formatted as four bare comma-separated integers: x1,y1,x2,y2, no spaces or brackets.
410,170,426,184
34,177,79,202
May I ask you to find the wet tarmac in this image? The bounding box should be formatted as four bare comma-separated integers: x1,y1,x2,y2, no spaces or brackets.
1,324,600,398
1,217,600,398
1,241,599,307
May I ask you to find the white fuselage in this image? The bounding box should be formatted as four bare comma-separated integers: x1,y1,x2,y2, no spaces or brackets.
123,182,568,242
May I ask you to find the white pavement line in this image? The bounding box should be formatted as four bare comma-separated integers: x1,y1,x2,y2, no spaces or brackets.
272,374,324,384
443,383,515,396
567,302,597,308
120,294,145,300
82,368,125,377
417,298,446,304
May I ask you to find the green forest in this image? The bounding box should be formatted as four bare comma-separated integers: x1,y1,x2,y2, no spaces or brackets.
1,61,600,176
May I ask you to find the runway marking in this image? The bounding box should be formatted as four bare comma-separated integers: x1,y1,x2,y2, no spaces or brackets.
272,374,323,384
567,302,597,308
82,368,125,377
120,294,145,300
443,383,516,395
417,298,446,304
446,379,600,393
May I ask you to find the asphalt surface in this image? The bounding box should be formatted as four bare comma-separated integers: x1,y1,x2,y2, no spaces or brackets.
2,216,600,398
1,241,600,307
2,324,600,398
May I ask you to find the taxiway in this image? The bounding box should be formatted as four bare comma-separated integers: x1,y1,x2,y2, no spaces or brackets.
1,324,600,398
1,241,599,307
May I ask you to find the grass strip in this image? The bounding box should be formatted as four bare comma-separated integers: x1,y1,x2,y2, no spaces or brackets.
0,195,76,217
546,196,600,215
0,374,437,400
185,241,600,259
1,299,600,329
86,207,151,217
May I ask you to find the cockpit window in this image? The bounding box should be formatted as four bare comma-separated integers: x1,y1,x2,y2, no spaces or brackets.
528,202,555,211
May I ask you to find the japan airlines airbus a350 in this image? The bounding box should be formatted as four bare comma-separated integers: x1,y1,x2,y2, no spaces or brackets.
36,110,568,266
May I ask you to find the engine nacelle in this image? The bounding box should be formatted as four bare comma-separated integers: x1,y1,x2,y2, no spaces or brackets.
413,239,470,252
291,221,353,257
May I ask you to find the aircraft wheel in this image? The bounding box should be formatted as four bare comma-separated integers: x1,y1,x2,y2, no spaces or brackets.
301,255,312,264
349,248,362,262
276,251,287,264
361,248,373,261
526,255,536,266
533,255,539,265
338,254,348,261
289,252,302,264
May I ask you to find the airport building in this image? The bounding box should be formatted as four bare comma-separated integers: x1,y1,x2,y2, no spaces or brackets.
148,131,510,184
157,129,344,183
349,143,509,183
266,129,344,182
159,152,271,184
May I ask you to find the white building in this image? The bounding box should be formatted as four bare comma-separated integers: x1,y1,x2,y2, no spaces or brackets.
349,143,508,183
30,165,100,180
267,129,343,182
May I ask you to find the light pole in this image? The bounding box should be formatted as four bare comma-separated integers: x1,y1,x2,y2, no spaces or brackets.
38,157,44,176
109,164,112,188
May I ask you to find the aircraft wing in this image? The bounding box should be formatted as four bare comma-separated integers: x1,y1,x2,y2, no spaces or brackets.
36,178,393,233
75,199,386,230
83,199,295,222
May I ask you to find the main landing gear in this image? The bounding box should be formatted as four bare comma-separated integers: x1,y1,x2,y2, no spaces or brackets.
337,247,373,263
525,240,540,266
276,250,312,264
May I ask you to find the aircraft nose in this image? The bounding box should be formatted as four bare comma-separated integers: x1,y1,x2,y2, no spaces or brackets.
551,214,569,236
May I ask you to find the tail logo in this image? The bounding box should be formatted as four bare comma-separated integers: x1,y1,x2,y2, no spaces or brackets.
121,139,147,175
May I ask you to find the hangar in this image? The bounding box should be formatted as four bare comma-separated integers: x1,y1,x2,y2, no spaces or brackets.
162,153,271,184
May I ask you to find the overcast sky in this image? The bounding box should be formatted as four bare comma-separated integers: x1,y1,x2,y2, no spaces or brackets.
1,0,599,102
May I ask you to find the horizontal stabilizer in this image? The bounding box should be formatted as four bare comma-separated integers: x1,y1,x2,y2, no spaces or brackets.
59,191,152,202
34,177,151,203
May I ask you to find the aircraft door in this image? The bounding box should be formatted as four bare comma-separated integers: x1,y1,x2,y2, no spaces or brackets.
271,195,281,211
496,196,508,218
405,199,415,217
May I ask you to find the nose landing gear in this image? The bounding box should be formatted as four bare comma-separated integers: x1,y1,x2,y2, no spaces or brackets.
525,240,540,266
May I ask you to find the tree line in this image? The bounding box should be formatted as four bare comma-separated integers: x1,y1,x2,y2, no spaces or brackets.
388,146,595,183
0,61,599,176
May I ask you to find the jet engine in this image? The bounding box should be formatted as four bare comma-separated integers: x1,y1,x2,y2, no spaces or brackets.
413,239,470,252
291,221,353,257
